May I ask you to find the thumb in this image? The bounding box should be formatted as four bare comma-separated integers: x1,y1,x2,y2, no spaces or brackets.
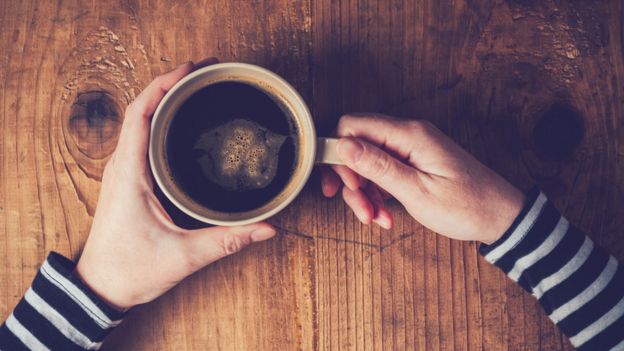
117,62,194,168
183,223,276,269
337,137,415,201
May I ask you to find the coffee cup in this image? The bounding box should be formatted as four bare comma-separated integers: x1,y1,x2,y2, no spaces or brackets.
149,63,341,226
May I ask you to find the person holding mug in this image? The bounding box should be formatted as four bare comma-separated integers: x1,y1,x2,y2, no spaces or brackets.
1,60,622,351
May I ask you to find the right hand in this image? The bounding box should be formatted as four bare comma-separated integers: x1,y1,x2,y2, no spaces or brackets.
321,114,525,244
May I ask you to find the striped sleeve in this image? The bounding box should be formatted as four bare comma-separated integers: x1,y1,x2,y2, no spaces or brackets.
480,188,624,351
0,252,125,350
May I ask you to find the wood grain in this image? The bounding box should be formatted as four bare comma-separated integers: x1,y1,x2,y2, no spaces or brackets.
1,0,623,350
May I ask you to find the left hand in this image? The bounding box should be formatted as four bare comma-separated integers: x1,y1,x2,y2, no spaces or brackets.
75,59,276,311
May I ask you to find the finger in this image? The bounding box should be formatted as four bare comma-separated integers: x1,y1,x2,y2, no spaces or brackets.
331,164,364,190
374,207,393,229
342,186,374,224
365,183,393,229
193,57,219,70
129,62,194,120
336,114,434,161
326,124,364,191
184,223,276,269
117,62,194,167
320,166,341,197
337,137,416,203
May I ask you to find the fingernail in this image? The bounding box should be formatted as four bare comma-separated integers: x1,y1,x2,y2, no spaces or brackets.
374,217,391,230
322,183,331,197
251,227,276,242
337,138,364,163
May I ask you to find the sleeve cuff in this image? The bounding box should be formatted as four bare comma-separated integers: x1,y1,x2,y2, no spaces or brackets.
46,252,126,322
479,186,544,262
1,252,125,350
476,188,624,350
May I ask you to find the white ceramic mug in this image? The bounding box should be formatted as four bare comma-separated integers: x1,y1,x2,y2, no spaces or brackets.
150,63,341,226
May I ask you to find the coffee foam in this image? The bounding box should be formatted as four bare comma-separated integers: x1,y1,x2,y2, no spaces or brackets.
195,118,287,191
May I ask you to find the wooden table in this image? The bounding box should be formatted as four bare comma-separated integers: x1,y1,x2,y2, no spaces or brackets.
2,1,623,350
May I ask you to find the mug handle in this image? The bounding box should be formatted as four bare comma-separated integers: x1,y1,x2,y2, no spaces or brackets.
315,137,344,165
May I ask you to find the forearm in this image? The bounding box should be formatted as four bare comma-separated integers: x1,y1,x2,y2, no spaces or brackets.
481,188,624,350
0,252,125,350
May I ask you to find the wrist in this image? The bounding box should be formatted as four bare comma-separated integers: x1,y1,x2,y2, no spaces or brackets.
75,259,132,312
479,185,525,245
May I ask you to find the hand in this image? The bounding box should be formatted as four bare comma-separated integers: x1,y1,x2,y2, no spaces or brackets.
75,60,276,310
321,114,524,244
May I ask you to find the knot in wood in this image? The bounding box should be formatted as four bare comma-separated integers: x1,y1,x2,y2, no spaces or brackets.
532,103,584,161
68,90,122,160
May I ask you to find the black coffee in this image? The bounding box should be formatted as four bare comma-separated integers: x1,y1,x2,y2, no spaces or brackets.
165,81,298,212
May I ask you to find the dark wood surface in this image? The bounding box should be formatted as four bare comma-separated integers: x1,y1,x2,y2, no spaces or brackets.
1,1,623,349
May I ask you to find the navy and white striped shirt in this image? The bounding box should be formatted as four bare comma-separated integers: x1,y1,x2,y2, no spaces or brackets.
0,253,124,350
1,188,623,350
481,189,624,350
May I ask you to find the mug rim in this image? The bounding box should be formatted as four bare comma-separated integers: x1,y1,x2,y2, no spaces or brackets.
149,62,317,226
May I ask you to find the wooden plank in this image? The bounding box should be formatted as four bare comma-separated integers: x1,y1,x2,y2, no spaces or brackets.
1,0,623,350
